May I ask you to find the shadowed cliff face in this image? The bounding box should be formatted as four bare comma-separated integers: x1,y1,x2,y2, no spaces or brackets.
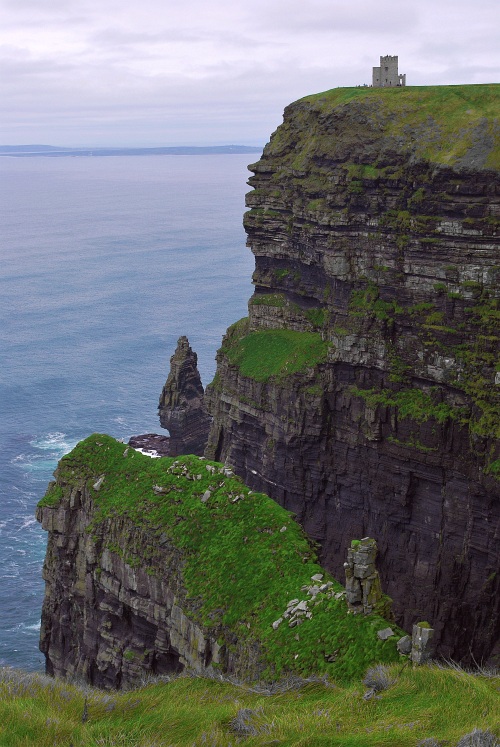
204,85,500,664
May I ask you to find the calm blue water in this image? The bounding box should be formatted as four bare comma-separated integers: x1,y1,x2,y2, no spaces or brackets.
0,154,255,670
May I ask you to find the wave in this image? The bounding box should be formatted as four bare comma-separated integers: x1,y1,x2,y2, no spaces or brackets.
29,431,76,454
11,432,79,474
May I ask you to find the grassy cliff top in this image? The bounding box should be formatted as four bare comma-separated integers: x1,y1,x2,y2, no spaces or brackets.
264,84,500,170
39,434,402,682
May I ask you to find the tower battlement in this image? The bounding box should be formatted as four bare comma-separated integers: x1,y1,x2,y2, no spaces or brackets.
372,55,406,87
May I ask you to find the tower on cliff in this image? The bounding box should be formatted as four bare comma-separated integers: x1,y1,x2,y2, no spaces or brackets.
372,55,406,87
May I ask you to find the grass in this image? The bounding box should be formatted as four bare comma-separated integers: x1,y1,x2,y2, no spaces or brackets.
222,326,329,381
299,84,500,169
39,435,402,684
1,663,499,746
350,386,462,425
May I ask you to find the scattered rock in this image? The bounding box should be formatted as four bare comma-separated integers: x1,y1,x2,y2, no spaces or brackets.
397,635,412,655
377,627,394,641
93,475,105,491
201,490,211,503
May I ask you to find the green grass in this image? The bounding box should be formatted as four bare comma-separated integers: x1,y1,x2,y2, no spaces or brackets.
222,326,329,381
249,293,287,307
300,84,500,169
1,663,499,746
350,386,461,425
39,435,402,683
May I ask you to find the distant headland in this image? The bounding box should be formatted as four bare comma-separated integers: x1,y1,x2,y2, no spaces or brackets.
0,144,263,157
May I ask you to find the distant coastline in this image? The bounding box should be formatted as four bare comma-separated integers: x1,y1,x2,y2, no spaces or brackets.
0,144,263,157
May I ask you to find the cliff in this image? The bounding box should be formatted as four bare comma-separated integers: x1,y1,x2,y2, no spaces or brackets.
37,434,401,688
204,84,500,664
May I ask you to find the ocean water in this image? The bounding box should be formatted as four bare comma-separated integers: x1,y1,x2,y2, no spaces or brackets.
0,154,255,670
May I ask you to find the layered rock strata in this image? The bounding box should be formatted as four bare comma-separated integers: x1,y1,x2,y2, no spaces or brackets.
204,85,500,663
158,336,211,456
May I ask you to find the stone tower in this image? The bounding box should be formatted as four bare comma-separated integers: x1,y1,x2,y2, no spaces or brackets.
372,55,406,87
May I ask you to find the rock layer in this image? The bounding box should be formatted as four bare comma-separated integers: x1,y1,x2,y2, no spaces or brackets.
158,336,211,456
204,85,500,664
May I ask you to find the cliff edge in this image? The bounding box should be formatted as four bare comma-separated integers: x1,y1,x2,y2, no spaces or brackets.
204,84,500,664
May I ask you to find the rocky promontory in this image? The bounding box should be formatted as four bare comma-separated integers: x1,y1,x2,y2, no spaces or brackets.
37,434,400,688
203,84,500,664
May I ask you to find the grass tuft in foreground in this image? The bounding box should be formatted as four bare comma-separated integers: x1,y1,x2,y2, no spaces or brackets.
1,663,499,746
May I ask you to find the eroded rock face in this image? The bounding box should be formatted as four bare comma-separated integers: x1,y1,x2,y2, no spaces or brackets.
36,482,225,688
204,87,500,664
158,336,211,456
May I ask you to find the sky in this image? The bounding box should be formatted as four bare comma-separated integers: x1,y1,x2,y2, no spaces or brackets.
0,0,499,147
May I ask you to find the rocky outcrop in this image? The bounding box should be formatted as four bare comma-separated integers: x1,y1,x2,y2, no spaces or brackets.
158,336,211,456
204,85,500,664
344,538,384,616
128,433,171,456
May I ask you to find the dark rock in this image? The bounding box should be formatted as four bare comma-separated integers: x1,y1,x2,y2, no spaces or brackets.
128,433,171,457
158,336,212,456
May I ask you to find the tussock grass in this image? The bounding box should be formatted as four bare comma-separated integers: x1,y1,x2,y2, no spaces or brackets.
1,664,498,746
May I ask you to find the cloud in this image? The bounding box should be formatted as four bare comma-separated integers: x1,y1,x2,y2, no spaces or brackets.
0,0,499,145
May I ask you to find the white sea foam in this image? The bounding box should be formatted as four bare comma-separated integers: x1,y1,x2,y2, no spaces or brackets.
17,517,37,531
29,432,75,455
133,448,161,458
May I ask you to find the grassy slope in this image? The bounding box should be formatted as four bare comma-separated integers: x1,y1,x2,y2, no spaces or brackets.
40,434,401,683
1,664,499,746
299,84,500,169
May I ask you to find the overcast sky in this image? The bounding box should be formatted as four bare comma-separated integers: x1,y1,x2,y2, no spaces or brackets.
1,0,499,147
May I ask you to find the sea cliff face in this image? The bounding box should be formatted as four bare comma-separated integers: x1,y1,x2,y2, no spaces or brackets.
204,85,500,664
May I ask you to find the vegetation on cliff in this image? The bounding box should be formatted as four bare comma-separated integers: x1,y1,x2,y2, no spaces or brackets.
221,318,329,381
39,434,402,684
1,663,499,746
272,84,500,169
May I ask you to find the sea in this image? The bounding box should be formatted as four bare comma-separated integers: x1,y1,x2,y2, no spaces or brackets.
0,154,255,671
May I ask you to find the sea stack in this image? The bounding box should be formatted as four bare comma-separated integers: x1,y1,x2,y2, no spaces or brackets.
158,336,211,456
